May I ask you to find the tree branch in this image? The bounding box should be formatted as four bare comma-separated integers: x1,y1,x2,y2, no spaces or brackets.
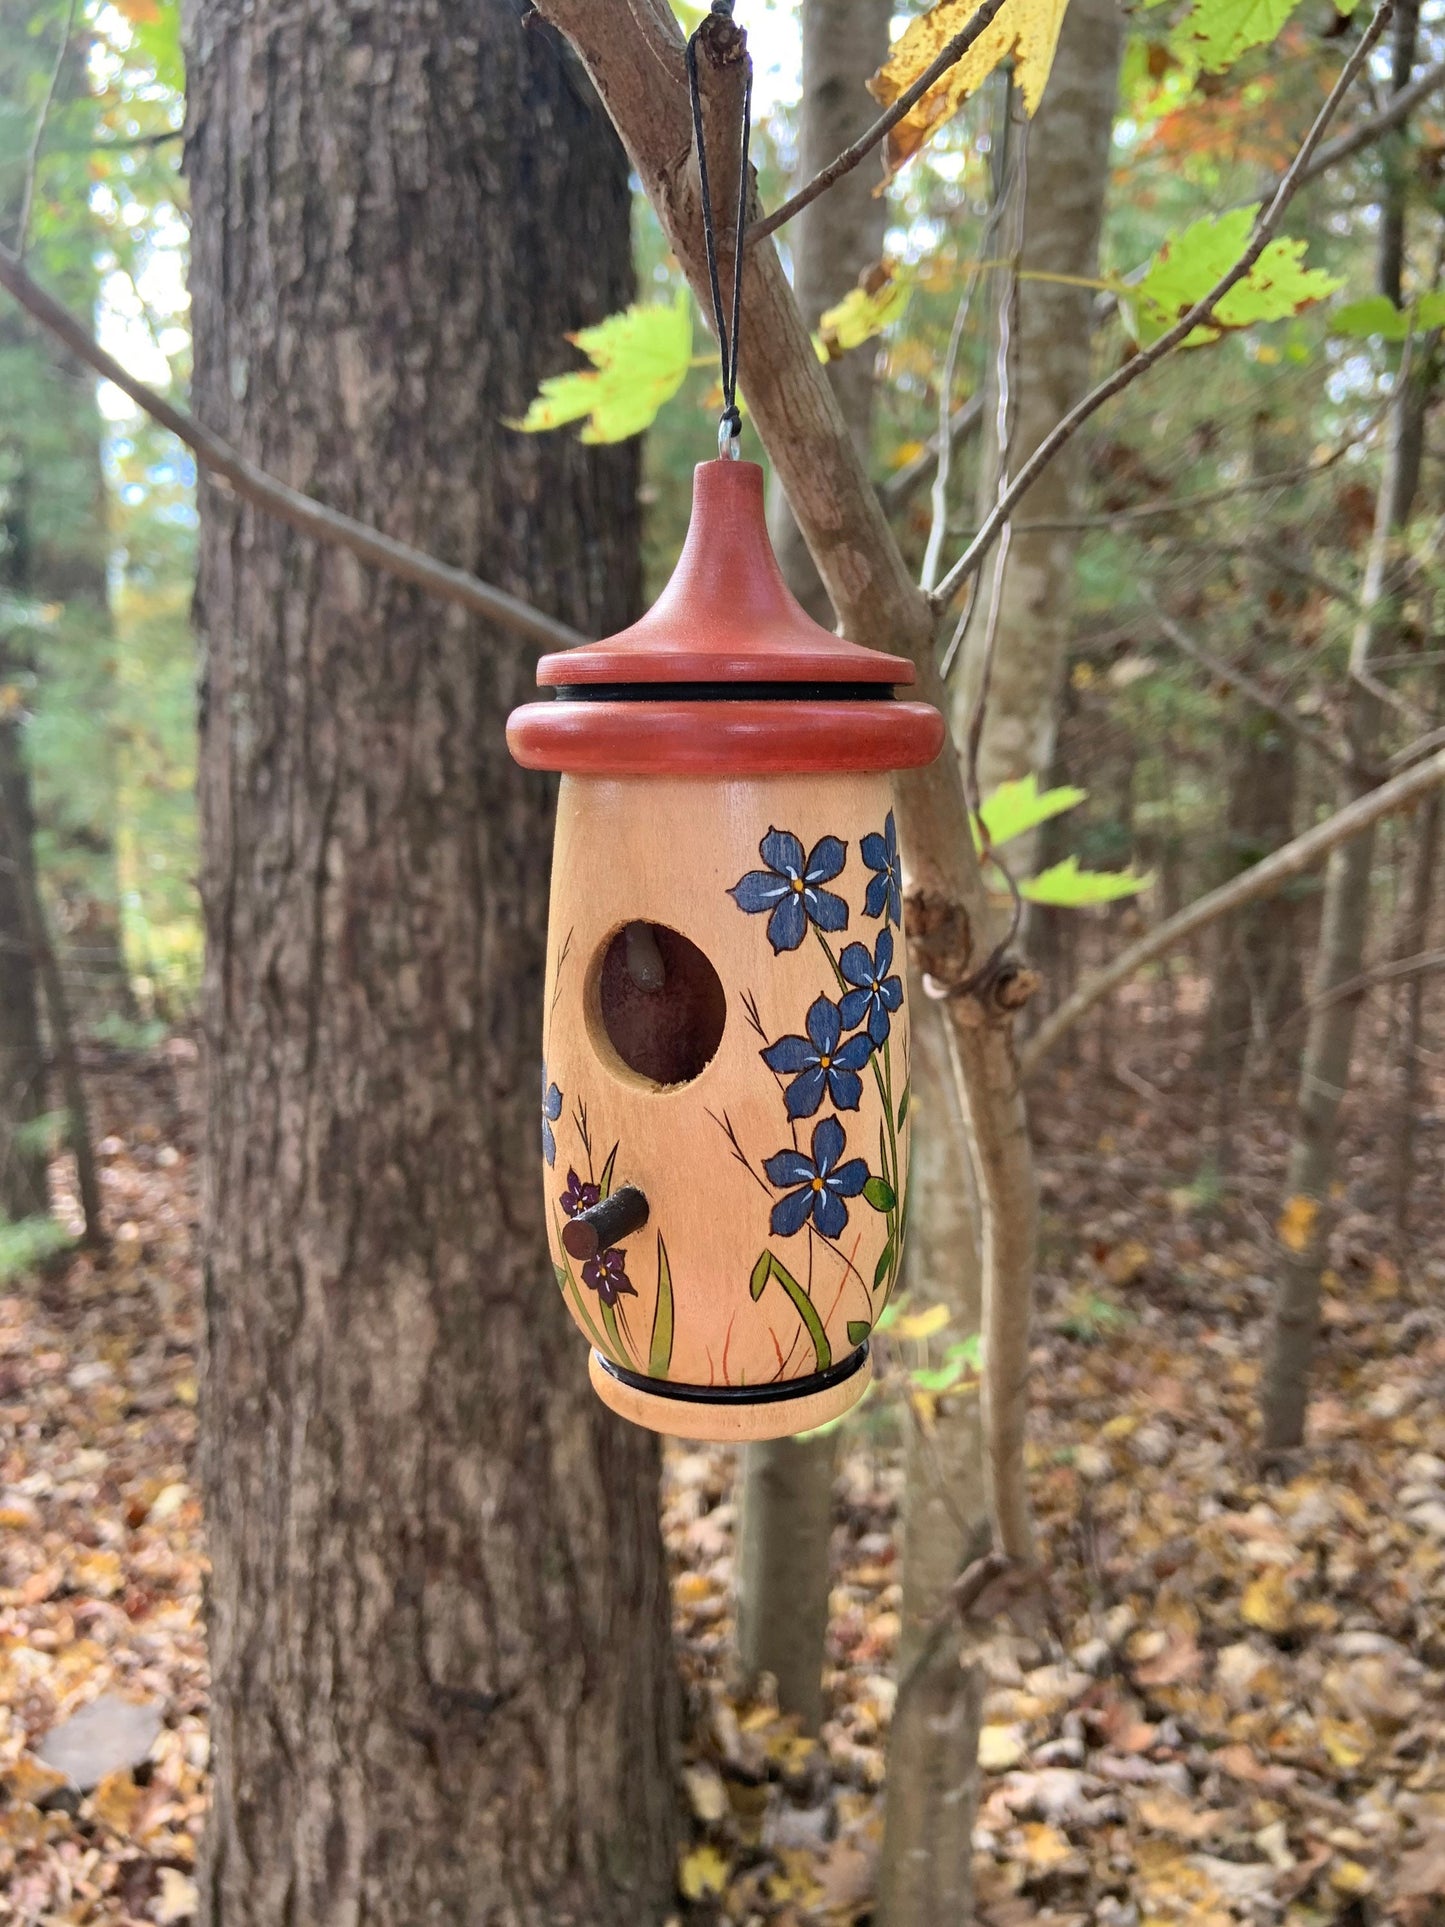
1019,744,1445,1078
933,2,1394,607
0,241,585,655
1299,53,1445,186
1144,593,1369,780
14,0,78,259
746,0,1013,246
881,396,984,513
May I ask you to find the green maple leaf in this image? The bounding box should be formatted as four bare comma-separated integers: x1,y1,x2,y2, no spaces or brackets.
1170,0,1301,72
1019,857,1155,907
1332,291,1445,341
1127,205,1342,349
973,773,1087,852
509,289,693,444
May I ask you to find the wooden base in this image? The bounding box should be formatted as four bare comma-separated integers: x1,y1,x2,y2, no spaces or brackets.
588,1346,872,1442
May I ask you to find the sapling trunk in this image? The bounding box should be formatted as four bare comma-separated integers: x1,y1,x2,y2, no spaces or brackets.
736,0,890,1732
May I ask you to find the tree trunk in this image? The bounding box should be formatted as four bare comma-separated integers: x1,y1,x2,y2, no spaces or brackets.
1388,772,1440,1248
0,701,48,1224
736,0,892,1735
187,2,677,1920
1203,416,1307,1112
876,984,987,1927
766,0,893,628
0,12,135,1031
1261,344,1434,1454
954,0,1122,868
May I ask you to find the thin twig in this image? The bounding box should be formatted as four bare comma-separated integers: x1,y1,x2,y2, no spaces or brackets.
1144,591,1369,779
1004,424,1382,533
746,0,1014,246
932,2,1394,607
1299,53,1445,186
920,162,1015,592
0,241,586,654
880,396,984,512
1020,743,1445,1079
14,0,79,260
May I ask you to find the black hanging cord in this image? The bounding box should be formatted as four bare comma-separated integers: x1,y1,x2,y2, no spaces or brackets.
685,2,752,457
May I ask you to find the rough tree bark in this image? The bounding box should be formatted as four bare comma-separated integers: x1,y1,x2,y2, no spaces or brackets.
877,984,986,1927
955,0,1122,867
1262,339,1435,1454
736,0,892,1738
187,2,676,1920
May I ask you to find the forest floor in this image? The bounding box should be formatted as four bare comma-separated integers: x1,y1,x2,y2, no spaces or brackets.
0,1009,1442,1926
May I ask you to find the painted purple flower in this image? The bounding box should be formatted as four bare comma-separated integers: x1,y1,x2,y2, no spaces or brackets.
582,1246,635,1307
762,993,873,1120
839,925,904,1047
764,1115,869,1240
729,827,848,953
542,1070,563,1167
561,1169,600,1216
861,811,901,926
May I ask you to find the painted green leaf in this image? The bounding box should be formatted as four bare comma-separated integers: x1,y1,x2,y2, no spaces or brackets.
873,1237,896,1294
1333,291,1445,341
975,773,1087,852
648,1233,674,1378
896,1082,910,1129
599,1297,628,1369
1170,0,1299,74
553,1262,568,1292
1020,857,1156,906
1128,206,1342,349
598,1142,618,1199
863,1175,897,1213
847,1319,873,1346
508,288,692,443
752,1251,832,1371
749,1249,772,1303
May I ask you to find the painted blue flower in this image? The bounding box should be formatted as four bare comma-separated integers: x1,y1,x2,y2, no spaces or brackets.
839,926,904,1047
729,827,848,953
861,811,901,926
761,994,873,1120
764,1115,870,1240
542,1071,563,1167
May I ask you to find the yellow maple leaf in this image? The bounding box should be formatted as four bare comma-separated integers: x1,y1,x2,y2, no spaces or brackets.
1277,1193,1319,1254
894,1303,950,1341
679,1843,730,1902
868,0,1071,180
1320,1717,1370,1770
814,265,910,360
1241,1567,1297,1636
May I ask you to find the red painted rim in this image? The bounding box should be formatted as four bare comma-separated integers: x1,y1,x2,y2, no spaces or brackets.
506,699,945,776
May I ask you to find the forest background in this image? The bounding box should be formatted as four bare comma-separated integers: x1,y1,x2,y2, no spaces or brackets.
1,0,1444,1923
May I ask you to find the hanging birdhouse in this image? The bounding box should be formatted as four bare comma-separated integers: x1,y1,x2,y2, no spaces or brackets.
507,459,943,1439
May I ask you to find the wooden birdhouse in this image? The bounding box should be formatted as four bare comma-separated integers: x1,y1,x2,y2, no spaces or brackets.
507,458,943,1440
